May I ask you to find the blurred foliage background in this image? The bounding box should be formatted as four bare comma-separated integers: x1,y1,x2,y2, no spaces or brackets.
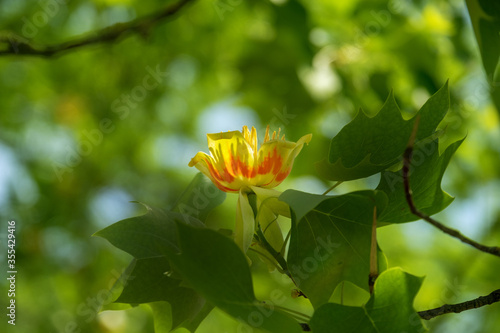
0,0,499,332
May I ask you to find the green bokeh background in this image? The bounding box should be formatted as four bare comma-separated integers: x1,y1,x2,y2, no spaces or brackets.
1,0,499,332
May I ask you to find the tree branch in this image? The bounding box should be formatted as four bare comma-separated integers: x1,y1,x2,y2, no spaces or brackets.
0,0,195,57
418,289,500,320
403,116,500,257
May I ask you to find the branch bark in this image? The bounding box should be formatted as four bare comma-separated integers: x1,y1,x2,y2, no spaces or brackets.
0,0,195,57
298,290,500,331
418,289,500,320
403,116,500,257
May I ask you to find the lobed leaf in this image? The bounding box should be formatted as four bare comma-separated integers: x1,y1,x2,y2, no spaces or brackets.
94,204,202,258
115,257,206,329
377,138,463,224
316,82,449,181
94,172,227,332
280,190,388,308
165,222,303,333
310,268,426,333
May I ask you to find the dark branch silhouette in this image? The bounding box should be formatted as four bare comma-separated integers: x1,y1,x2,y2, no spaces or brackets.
0,0,195,57
299,290,500,331
403,116,500,257
418,289,500,320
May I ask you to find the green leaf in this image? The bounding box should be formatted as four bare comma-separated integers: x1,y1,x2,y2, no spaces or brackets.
172,172,226,222
148,301,215,333
94,205,203,258
94,172,225,258
377,138,463,224
149,302,172,333
165,222,303,333
310,268,426,333
95,173,227,332
114,257,206,329
466,0,500,113
280,190,388,308
316,82,449,181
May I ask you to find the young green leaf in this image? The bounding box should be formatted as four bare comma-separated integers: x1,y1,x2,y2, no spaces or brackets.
316,82,449,181
377,138,463,224
165,222,303,333
280,190,388,308
309,268,426,333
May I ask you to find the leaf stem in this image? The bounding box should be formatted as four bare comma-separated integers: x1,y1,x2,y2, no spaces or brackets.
281,229,292,255
255,227,293,279
322,181,343,195
248,248,285,274
272,305,311,321
403,116,500,257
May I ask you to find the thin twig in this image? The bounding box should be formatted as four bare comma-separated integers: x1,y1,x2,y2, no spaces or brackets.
403,116,500,257
0,0,195,57
418,289,500,320
255,227,293,279
248,248,285,274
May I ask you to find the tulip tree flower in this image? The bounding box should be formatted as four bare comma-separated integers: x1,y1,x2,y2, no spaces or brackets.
189,125,312,253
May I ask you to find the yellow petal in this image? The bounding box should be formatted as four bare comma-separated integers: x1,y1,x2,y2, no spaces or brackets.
188,151,239,192
255,133,312,188
210,131,258,187
189,126,312,192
